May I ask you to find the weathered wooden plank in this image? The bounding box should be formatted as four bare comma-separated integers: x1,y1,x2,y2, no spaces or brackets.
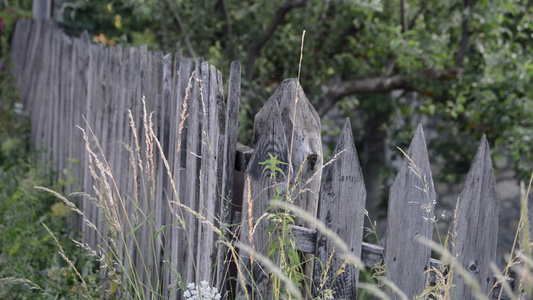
92,44,111,249
133,44,152,299
220,61,241,211
63,32,77,195
238,95,291,299
80,37,95,247
20,21,44,110
32,0,51,20
10,20,32,85
112,46,129,275
158,52,173,300
384,124,435,298
105,45,123,260
314,119,365,299
47,29,61,173
453,135,499,298
70,33,90,221
121,46,141,285
265,78,323,227
181,58,204,286
217,61,241,292
529,181,533,244
58,33,73,187
147,49,165,298
52,29,72,180
36,23,52,163
274,78,324,294
169,57,194,299
196,61,219,286
92,43,109,248
105,45,122,200
28,22,49,160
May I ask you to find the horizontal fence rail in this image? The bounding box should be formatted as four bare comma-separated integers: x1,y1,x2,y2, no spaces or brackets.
11,20,523,300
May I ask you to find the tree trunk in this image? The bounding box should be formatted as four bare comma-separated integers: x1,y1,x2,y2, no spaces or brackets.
360,109,388,238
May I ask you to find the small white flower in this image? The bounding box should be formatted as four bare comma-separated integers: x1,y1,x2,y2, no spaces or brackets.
183,281,221,300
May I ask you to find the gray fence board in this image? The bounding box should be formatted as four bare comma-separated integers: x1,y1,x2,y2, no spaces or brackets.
453,135,500,298
384,124,436,298
238,95,291,299
217,61,241,294
314,119,365,299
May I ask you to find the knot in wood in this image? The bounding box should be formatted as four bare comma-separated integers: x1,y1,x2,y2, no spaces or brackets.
468,260,479,274
307,152,318,170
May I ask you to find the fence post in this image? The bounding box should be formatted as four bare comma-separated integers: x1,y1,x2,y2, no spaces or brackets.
216,61,241,294
314,119,366,299
384,124,436,298
452,135,499,298
238,94,291,299
32,0,51,20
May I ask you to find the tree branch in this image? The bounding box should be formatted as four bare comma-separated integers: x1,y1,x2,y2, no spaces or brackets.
245,0,307,81
317,75,411,116
217,0,232,39
400,0,408,33
454,0,473,68
408,1,429,30
164,0,197,58
317,67,463,117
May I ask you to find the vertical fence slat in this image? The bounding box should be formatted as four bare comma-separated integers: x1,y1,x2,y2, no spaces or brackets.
114,47,130,275
123,46,141,283
529,179,533,244
57,33,72,182
182,59,203,286
48,29,61,173
314,119,366,299
274,78,323,294
149,50,165,297
196,61,219,285
63,33,75,194
135,44,150,299
21,21,45,110
217,61,241,294
10,20,31,82
95,45,111,249
71,34,90,228
169,57,194,299
81,39,94,247
159,52,173,299
453,135,499,298
384,124,436,298
270,78,323,228
238,96,290,299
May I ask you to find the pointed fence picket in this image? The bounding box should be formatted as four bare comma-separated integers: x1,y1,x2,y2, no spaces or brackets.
384,124,436,298
10,20,522,300
453,136,500,298
313,119,366,299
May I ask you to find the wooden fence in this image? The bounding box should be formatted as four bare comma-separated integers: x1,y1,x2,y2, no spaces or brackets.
10,20,523,299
